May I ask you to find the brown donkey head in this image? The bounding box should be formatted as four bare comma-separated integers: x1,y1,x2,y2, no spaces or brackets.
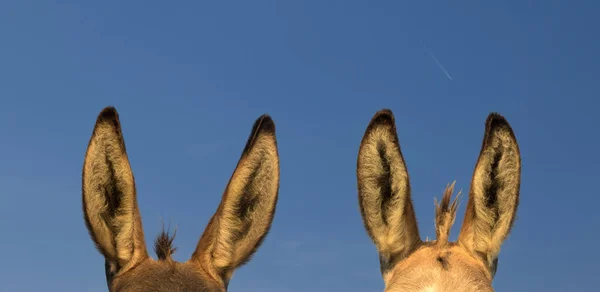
82,107,280,291
356,109,521,292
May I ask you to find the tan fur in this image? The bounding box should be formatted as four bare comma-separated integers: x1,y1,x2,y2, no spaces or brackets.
357,111,420,274
356,109,521,292
82,109,148,273
386,244,494,292
192,120,280,284
458,119,521,270
82,106,280,291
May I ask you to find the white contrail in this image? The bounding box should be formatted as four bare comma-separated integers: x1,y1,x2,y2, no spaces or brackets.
427,50,453,80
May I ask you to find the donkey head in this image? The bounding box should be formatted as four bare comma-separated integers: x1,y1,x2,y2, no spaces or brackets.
82,107,280,291
356,109,521,292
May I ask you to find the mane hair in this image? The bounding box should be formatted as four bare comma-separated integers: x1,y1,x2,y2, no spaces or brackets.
434,181,462,245
154,223,177,261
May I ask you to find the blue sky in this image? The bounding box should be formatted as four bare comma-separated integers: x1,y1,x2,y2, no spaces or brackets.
1,1,598,291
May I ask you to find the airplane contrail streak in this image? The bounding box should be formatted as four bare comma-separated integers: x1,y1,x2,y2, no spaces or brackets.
427,50,453,80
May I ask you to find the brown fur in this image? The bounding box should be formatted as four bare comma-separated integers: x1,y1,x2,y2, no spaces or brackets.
434,182,462,246
82,106,280,291
356,109,521,291
154,224,177,261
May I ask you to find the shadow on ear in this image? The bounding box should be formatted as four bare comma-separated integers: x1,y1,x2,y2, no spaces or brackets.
458,113,521,275
191,114,280,286
82,106,148,282
356,109,421,276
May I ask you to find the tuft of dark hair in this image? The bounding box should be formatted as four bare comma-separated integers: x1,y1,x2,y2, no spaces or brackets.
154,222,177,261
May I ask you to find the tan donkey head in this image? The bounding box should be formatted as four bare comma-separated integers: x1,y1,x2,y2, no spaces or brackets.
356,109,521,292
82,106,280,291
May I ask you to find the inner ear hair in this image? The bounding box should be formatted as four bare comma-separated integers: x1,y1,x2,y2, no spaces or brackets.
82,106,148,269
357,109,421,274
192,114,279,283
458,113,521,270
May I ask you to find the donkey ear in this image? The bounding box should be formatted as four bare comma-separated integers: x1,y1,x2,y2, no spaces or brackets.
458,113,521,274
357,109,421,275
191,114,279,285
82,107,148,275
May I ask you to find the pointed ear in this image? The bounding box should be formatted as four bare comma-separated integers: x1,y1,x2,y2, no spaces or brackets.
458,113,521,275
191,114,280,285
82,107,148,278
356,109,421,275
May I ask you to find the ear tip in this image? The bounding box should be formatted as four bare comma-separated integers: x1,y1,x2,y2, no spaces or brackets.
487,112,507,123
362,109,397,140
253,114,276,135
97,106,120,123
486,112,513,132
369,108,395,127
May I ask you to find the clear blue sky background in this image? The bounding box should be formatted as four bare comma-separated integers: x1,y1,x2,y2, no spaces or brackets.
1,1,598,291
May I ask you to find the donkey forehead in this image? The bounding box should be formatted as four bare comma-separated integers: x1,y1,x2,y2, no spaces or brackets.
385,244,493,292
111,260,223,292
